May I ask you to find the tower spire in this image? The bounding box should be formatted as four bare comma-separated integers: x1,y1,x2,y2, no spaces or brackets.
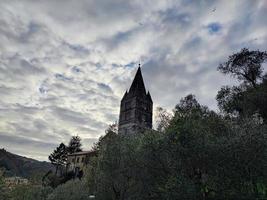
118,63,153,134
128,64,146,95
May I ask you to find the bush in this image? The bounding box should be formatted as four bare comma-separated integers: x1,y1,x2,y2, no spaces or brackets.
10,185,52,200
47,179,90,200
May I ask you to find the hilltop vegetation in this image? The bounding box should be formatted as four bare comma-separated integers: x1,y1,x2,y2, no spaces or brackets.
0,48,267,200
0,149,53,179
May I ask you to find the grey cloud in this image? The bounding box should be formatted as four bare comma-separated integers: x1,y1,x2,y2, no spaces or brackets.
63,42,90,55
82,138,98,149
33,119,49,132
0,133,61,161
97,83,113,94
0,85,20,96
49,106,107,130
50,106,89,125
100,28,140,51
0,133,57,150
0,54,46,79
159,7,192,27
18,22,42,43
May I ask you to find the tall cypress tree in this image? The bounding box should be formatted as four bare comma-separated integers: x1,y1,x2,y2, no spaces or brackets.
67,136,82,154
48,143,67,175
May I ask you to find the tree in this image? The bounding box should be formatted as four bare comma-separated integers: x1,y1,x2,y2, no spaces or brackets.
48,143,67,175
216,85,245,116
217,49,267,120
105,122,118,134
218,48,267,88
47,179,89,200
10,185,52,200
67,136,82,154
92,122,118,152
0,168,10,199
155,107,172,132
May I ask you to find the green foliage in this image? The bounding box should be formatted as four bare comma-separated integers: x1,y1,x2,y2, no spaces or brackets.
47,179,90,200
68,136,82,154
0,149,53,179
10,185,52,200
217,81,267,120
29,171,47,185
155,107,172,132
48,143,67,175
0,168,10,199
217,48,267,121
218,48,267,87
48,136,83,178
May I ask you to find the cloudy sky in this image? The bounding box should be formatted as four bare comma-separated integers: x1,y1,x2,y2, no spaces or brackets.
0,0,266,161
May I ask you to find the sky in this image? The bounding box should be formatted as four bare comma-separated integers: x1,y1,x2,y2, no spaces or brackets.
0,0,267,161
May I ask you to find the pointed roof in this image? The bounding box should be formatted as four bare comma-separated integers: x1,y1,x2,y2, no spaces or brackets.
128,66,146,96
146,91,153,103
121,90,128,100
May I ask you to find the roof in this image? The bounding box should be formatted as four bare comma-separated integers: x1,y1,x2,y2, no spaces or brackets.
68,150,97,157
128,66,146,96
147,91,153,103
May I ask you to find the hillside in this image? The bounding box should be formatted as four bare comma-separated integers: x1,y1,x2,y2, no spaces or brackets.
0,148,54,178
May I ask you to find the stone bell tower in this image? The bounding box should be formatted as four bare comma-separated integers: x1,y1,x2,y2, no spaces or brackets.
118,65,153,134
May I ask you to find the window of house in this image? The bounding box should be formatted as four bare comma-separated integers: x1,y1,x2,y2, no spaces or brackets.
82,157,85,163
77,157,80,163
72,158,75,163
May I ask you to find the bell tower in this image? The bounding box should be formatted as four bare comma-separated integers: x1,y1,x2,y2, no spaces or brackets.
118,65,153,134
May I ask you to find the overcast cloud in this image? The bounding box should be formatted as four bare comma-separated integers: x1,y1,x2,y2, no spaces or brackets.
0,0,266,160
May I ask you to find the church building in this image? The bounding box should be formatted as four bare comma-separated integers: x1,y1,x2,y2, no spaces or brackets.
118,65,153,134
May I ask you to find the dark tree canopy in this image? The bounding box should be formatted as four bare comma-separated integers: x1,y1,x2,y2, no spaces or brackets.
216,85,245,116
218,48,267,87
105,122,118,134
217,48,267,120
67,136,82,154
175,94,200,114
173,94,210,119
155,107,172,132
48,143,67,174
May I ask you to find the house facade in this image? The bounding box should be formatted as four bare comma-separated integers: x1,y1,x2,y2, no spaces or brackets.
67,151,97,173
